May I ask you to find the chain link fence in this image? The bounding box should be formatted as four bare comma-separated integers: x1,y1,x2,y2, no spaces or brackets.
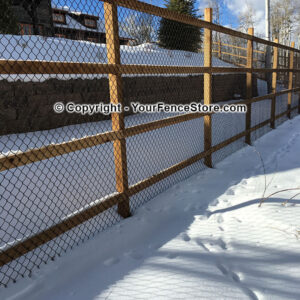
0,0,300,288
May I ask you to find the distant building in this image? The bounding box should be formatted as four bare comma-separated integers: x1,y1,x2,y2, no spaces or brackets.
10,1,132,45
11,0,54,36
52,7,132,45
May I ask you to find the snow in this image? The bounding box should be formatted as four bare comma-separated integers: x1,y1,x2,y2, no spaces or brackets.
0,35,234,81
2,115,300,300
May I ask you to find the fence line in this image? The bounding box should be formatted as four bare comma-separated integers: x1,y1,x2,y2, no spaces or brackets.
1,0,300,285
212,41,265,65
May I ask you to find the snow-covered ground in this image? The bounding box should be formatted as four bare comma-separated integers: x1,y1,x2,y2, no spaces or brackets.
0,35,234,81
2,114,300,300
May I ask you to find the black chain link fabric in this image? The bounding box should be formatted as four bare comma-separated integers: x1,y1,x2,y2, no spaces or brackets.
0,0,300,288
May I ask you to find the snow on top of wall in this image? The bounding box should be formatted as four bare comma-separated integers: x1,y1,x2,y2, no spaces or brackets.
0,35,235,81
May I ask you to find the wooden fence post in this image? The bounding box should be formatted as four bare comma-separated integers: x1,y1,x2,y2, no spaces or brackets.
287,41,295,119
204,8,213,168
245,27,254,145
218,40,221,59
271,38,278,129
104,0,130,218
285,50,288,84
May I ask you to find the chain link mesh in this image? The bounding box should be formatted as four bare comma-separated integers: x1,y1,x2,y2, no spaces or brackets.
0,0,300,288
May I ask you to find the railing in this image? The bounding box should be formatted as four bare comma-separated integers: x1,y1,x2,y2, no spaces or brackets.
212,41,266,67
0,0,300,287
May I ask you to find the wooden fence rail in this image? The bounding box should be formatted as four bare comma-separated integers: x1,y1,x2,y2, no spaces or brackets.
0,0,300,269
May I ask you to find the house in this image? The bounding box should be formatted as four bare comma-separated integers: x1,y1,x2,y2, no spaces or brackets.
52,7,104,42
52,7,132,45
10,1,132,45
11,0,54,36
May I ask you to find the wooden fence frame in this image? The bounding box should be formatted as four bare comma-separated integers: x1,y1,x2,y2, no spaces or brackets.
1,0,300,267
212,41,265,65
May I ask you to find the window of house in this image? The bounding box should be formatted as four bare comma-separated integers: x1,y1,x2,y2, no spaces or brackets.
53,13,66,23
87,37,98,43
19,23,33,35
55,34,66,38
19,24,43,36
84,18,97,28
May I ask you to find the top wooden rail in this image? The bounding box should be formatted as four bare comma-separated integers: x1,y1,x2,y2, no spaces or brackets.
104,0,300,54
1,60,300,75
213,41,265,54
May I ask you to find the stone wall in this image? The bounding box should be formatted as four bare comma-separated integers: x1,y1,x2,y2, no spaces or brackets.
0,74,258,136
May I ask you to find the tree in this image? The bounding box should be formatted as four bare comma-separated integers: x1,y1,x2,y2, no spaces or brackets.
238,1,256,33
200,0,224,43
0,0,19,34
158,0,202,52
270,0,300,46
201,0,224,25
122,13,155,45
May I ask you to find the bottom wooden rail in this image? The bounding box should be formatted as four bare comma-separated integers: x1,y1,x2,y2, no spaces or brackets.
0,108,296,268
0,193,124,267
275,106,298,120
129,118,271,196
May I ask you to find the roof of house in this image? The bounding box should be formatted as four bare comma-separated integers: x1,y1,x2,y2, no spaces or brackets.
54,14,100,33
52,5,130,39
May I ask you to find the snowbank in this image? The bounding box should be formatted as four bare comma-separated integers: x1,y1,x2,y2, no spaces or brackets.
0,35,234,81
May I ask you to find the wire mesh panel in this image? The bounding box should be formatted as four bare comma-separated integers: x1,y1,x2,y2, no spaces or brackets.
0,0,123,287
1,0,300,289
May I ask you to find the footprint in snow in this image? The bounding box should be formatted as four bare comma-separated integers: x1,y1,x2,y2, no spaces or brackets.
181,233,191,242
217,215,224,224
241,179,248,185
195,238,210,252
217,263,240,282
226,188,235,196
166,252,178,259
216,238,227,250
210,199,219,206
233,217,242,223
231,272,241,283
103,257,120,266
125,251,143,260
216,262,228,275
205,238,228,252
216,263,259,300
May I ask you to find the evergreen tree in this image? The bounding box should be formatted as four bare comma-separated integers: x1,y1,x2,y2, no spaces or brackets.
0,0,19,34
158,0,202,52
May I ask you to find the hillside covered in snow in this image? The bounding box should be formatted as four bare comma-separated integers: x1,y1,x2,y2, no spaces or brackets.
0,35,234,81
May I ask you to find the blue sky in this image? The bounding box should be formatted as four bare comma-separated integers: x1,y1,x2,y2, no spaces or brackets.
52,0,240,29
141,0,239,28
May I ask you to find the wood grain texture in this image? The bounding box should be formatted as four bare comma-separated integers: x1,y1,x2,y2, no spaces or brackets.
245,28,254,145
287,42,295,119
271,39,279,129
104,0,130,217
204,8,213,168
